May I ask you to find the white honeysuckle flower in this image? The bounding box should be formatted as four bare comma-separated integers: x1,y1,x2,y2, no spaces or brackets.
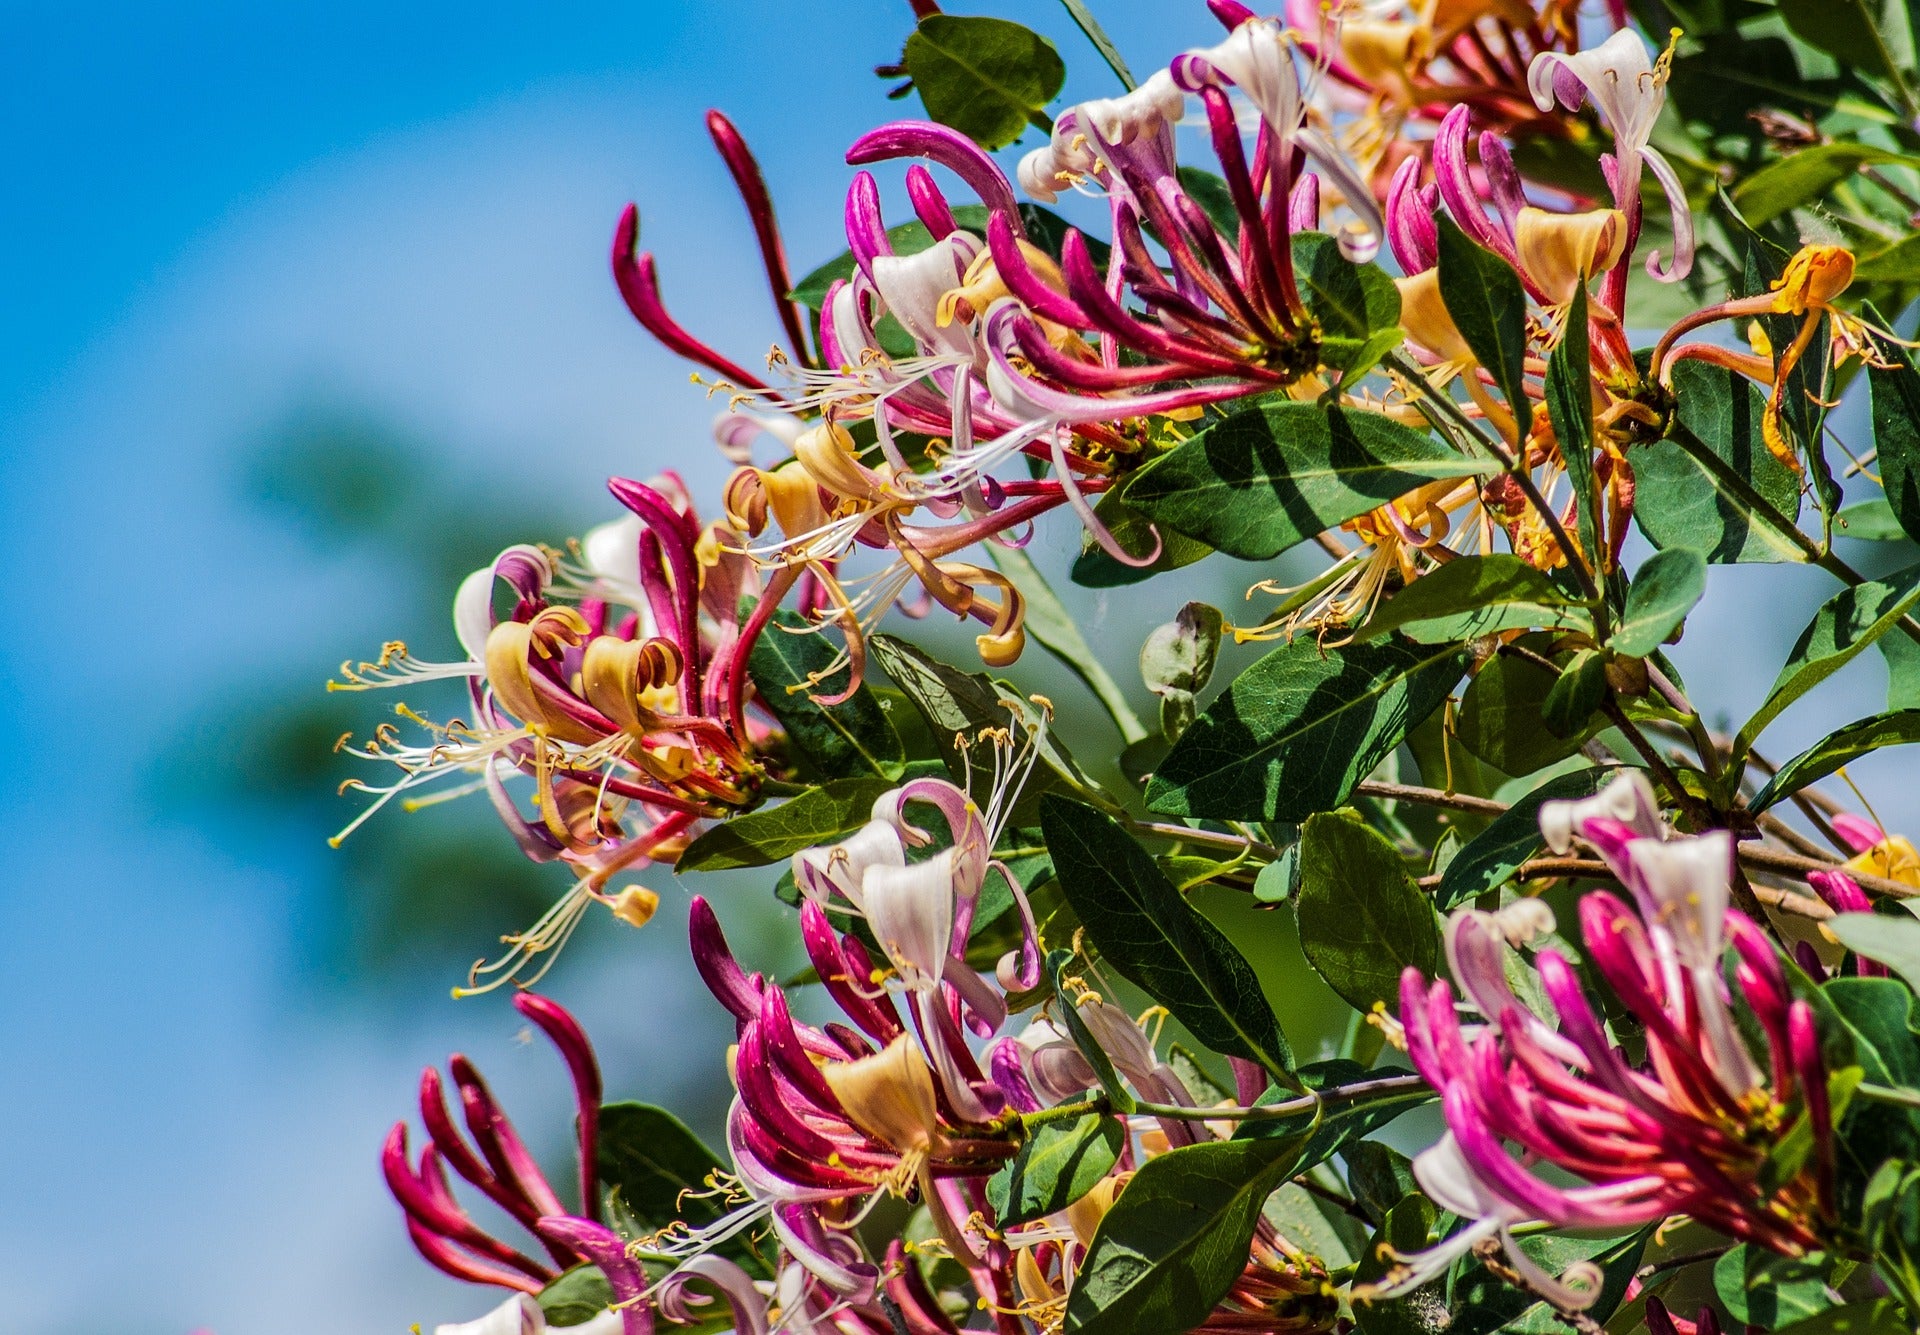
1539,768,1663,855
1527,29,1694,281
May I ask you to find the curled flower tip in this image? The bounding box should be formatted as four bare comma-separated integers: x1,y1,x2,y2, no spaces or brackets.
1832,812,1886,853
611,204,771,390
512,992,604,1222
704,108,813,363
1208,0,1258,28
844,121,1023,228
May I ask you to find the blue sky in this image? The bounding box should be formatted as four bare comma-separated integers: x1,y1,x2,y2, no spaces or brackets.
0,3,1909,1332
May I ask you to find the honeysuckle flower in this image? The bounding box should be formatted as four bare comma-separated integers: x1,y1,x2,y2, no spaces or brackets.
1650,244,1918,471
687,897,1019,1285
1527,28,1694,288
1384,808,1835,1298
382,993,611,1298
333,476,793,989
434,1293,623,1335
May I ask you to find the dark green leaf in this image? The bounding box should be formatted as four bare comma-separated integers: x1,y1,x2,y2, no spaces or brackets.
1768,1299,1911,1335
869,633,1095,792
540,1265,617,1327
1295,812,1439,1011
1610,547,1707,657
1070,486,1215,587
905,15,1064,150
1353,1195,1440,1335
1446,1228,1651,1335
1750,711,1920,811
749,610,904,779
1546,283,1600,563
1733,144,1920,227
1056,0,1137,89
989,1105,1125,1226
1042,796,1298,1085
1870,342,1920,546
1435,213,1532,439
1774,0,1913,118
1177,167,1239,237
1436,767,1616,909
677,777,892,872
1125,403,1494,561
597,1103,767,1275
1822,979,1920,1212
1146,636,1464,821
1735,562,1920,755
1357,554,1590,644
1637,361,1805,564
1885,629,1920,710
1455,650,1592,773
1347,1141,1418,1224
1542,648,1608,738
1062,1130,1318,1335
1715,1245,1836,1330
1294,232,1403,375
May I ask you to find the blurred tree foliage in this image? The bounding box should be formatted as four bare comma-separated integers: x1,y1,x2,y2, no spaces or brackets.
155,404,586,989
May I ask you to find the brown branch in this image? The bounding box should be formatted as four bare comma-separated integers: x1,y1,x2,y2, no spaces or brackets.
1355,779,1508,816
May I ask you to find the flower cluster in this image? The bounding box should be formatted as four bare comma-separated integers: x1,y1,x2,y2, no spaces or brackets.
334,1,1920,1332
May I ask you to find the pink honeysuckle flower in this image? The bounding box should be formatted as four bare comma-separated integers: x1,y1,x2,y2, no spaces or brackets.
381,993,606,1298
332,474,797,990
1383,812,1835,1299
687,897,1019,1287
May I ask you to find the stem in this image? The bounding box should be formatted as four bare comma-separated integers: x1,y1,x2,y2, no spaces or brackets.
1385,350,1598,602
1858,1083,1920,1111
1130,820,1283,861
1020,1074,1432,1128
1356,779,1507,816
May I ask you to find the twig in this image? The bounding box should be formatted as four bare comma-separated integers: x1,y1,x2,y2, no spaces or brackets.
1356,779,1508,816
1130,820,1283,862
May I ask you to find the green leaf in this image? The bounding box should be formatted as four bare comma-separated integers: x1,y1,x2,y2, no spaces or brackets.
1733,143,1920,227
1435,212,1532,439
539,1265,617,1327
1346,1140,1418,1223
1768,1299,1911,1335
1124,402,1494,561
1293,232,1403,375
1295,812,1439,1012
1353,1195,1440,1335
1751,711,1920,811
748,610,904,780
1357,554,1591,645
1610,547,1707,657
1885,630,1920,710
1062,1130,1319,1335
1870,342,1920,547
988,543,1148,745
1775,0,1915,118
868,633,1096,793
1446,1228,1652,1335
1839,498,1914,542
1070,485,1215,587
1546,283,1601,564
904,15,1064,150
1455,650,1592,774
1541,648,1609,738
597,1103,767,1275
1820,979,1920,1209
1715,1246,1836,1330
1736,562,1920,756
1055,0,1137,89
1857,233,1920,282
1142,601,1224,743
1637,361,1805,564
1042,796,1298,1085
1177,166,1239,237
677,777,892,873
990,1104,1125,1227
1435,768,1615,909
1146,636,1464,821
1829,915,1920,993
